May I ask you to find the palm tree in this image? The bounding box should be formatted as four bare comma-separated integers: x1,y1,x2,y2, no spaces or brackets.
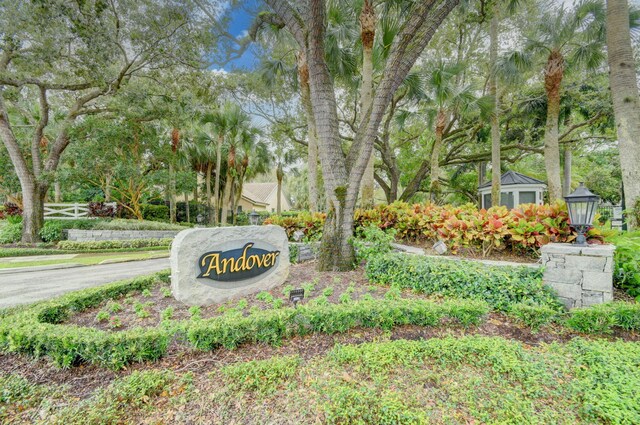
271,135,298,214
499,1,605,201
220,124,259,225
422,61,492,201
201,102,250,224
606,0,640,227
231,137,270,223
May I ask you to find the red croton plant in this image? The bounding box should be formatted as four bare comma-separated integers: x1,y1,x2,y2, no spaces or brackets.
266,201,604,256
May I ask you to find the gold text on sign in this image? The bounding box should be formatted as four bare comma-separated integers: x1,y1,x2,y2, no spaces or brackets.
200,243,280,277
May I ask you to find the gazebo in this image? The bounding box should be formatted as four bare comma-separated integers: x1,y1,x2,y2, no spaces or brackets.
478,171,547,209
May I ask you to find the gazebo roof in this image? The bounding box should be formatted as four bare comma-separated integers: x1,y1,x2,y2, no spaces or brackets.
478,171,546,189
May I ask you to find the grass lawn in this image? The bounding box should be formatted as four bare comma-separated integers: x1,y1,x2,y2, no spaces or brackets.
0,250,169,269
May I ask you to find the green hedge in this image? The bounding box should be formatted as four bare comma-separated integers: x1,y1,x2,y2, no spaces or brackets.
57,238,173,250
141,204,169,222
565,302,640,334
365,253,561,311
0,271,489,370
186,298,490,351
92,219,187,231
0,246,168,258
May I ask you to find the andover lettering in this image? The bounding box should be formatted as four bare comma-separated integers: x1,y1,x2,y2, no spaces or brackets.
197,242,281,282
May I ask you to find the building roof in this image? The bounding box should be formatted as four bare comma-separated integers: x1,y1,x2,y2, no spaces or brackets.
478,171,546,189
242,183,278,206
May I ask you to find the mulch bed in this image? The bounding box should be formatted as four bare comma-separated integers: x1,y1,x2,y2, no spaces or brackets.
66,263,419,331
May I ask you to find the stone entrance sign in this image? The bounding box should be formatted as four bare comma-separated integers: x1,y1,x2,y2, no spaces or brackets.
171,225,290,306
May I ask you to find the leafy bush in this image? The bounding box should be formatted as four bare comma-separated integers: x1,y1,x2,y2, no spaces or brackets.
606,231,640,299
263,211,326,241
351,225,396,263
57,238,172,250
39,221,64,242
3,202,22,216
565,302,640,334
0,220,22,244
267,201,592,256
508,303,560,330
366,253,561,311
141,204,169,222
221,355,301,394
92,218,185,231
88,202,117,218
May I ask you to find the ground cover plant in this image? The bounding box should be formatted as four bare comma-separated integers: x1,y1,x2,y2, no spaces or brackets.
2,335,640,424
0,261,639,423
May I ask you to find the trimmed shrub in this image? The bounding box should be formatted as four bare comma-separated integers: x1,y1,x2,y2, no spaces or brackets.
565,302,640,334
57,238,172,250
366,253,561,311
0,220,22,244
39,221,64,242
508,303,560,330
141,204,169,222
606,231,640,299
186,298,490,351
92,218,185,231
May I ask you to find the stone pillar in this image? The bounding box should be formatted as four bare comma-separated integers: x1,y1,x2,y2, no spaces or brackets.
541,243,615,309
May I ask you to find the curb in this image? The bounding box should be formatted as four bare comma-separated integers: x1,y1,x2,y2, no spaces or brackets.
0,263,84,275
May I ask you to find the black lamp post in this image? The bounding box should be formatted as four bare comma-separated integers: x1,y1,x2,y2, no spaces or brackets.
564,182,599,247
249,211,260,226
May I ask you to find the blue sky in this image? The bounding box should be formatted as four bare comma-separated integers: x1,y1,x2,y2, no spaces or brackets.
224,1,260,70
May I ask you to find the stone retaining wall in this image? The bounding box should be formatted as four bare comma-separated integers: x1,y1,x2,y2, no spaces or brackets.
66,229,180,242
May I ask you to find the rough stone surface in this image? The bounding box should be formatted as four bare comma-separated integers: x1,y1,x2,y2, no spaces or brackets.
541,243,615,309
291,242,319,262
171,225,289,306
67,229,179,241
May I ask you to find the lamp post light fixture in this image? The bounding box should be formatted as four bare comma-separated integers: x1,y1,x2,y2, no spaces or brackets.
564,182,600,247
196,214,204,226
248,211,260,226
289,288,305,308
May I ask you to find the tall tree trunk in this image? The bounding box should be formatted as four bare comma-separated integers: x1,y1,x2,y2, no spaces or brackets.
563,147,572,197
430,110,446,202
21,182,46,243
184,192,190,223
54,179,61,203
358,0,376,208
220,174,232,226
104,173,112,202
206,162,213,224
276,163,284,214
298,52,320,212
168,163,177,223
607,0,640,228
543,50,564,202
489,13,501,207
213,134,223,224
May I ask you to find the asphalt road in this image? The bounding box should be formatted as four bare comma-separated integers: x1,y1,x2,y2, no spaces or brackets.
0,258,170,309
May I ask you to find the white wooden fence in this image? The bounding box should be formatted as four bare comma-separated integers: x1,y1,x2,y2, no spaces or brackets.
43,203,116,220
